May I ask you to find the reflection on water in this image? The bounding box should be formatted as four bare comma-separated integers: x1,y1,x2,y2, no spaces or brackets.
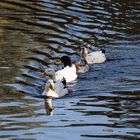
0,0,140,139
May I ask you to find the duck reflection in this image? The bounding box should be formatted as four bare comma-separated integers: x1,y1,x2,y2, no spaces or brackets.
44,97,54,116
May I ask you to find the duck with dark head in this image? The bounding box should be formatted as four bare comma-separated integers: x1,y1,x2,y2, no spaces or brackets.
42,55,77,83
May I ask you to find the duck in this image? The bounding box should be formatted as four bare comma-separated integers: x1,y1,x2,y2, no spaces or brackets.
42,78,68,98
56,55,89,74
42,56,77,83
75,59,89,73
81,47,106,64
41,73,68,115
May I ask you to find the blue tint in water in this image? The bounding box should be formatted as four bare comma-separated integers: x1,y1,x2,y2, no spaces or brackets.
0,0,140,139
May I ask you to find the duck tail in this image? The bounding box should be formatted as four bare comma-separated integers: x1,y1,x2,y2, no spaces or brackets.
62,77,67,88
100,47,105,54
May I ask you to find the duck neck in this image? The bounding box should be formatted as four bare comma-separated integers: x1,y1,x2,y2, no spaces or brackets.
63,62,72,67
81,57,88,64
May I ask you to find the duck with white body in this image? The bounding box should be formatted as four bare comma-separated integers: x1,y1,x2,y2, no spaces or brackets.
42,77,68,115
42,56,77,83
42,78,68,98
81,47,106,64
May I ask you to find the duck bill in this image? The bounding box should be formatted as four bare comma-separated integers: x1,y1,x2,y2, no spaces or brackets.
49,82,55,91
55,59,62,65
44,97,54,116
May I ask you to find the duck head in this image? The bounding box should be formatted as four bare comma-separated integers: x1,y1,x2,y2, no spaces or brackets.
47,79,55,91
56,55,72,67
41,68,55,79
83,42,92,48
81,47,88,58
42,79,55,97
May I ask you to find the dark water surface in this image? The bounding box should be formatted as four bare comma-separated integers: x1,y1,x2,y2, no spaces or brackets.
0,0,140,139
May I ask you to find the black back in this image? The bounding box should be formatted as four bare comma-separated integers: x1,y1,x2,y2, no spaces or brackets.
62,77,67,88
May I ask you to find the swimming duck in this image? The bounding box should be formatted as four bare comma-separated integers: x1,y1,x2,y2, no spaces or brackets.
42,72,68,115
42,56,77,83
81,47,106,64
56,55,89,74
75,59,89,73
42,78,68,98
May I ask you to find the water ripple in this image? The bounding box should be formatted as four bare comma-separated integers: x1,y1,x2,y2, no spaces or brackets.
0,0,140,139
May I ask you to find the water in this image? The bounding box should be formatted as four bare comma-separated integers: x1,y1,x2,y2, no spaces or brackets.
0,0,140,139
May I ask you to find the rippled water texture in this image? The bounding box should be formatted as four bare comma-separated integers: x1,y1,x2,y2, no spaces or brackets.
0,0,140,139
